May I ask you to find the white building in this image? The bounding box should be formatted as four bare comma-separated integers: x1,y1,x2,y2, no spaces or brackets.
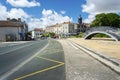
31,28,43,39
45,25,54,33
45,21,91,37
0,18,28,42
61,22,75,35
45,22,75,36
53,23,62,35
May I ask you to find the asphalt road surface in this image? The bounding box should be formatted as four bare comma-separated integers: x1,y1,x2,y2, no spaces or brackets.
0,39,65,80
1,38,119,80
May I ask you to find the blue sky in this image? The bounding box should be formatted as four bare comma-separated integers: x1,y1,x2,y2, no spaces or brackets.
0,0,120,30
1,0,87,22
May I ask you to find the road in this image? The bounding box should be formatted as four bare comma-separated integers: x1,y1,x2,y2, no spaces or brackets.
0,39,65,80
0,39,119,80
59,39,120,80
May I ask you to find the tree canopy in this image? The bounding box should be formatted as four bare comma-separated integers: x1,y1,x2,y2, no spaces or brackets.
91,13,120,27
41,32,55,37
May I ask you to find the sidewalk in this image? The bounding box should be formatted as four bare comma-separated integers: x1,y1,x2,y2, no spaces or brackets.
58,39,120,80
68,38,120,73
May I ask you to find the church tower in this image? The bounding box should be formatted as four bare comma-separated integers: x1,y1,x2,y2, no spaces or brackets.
78,15,82,25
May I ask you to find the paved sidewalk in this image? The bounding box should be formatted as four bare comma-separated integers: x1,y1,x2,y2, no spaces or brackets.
68,38,120,74
58,39,120,80
68,38,120,60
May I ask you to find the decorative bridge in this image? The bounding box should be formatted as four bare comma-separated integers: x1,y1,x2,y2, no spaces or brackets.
83,26,120,41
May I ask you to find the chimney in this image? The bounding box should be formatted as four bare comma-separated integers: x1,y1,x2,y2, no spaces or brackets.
18,18,21,22
7,18,10,21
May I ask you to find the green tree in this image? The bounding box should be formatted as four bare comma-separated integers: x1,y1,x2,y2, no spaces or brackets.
26,32,31,35
49,32,55,37
41,32,55,37
106,13,120,27
91,13,120,27
25,32,32,40
41,33,49,37
91,13,109,27
76,32,84,38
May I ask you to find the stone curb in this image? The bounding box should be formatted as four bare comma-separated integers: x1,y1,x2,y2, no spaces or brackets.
69,40,120,75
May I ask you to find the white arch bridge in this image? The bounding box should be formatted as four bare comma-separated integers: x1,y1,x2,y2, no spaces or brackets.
83,26,120,41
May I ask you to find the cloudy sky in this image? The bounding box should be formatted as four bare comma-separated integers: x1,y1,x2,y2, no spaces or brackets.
0,0,120,30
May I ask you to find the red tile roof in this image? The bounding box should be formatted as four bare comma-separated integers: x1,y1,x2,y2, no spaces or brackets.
34,28,43,31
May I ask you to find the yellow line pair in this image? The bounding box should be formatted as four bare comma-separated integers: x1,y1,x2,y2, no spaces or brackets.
14,56,64,80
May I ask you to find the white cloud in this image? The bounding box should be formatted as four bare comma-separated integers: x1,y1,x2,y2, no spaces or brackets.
6,0,40,7
0,4,8,19
83,14,95,23
82,0,120,23
28,18,42,30
0,4,72,30
8,8,30,20
42,9,53,17
60,10,66,14
41,9,72,26
28,9,72,30
0,4,31,27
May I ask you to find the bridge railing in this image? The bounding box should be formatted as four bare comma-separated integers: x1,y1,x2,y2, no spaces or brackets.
83,26,120,37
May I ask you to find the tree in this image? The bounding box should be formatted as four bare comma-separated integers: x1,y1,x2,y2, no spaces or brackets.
41,33,49,37
49,32,55,37
106,13,120,27
25,32,32,40
91,13,120,27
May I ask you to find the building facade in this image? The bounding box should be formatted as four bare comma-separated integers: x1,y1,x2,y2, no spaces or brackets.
77,15,91,33
45,22,76,36
45,25,55,33
61,22,75,36
45,20,91,37
0,18,28,41
31,28,43,39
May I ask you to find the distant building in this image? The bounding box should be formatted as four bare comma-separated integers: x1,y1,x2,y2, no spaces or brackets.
0,18,28,41
31,28,43,39
45,19,91,37
45,22,77,37
61,22,75,36
77,15,90,33
73,23,78,34
53,23,62,35
45,25,55,33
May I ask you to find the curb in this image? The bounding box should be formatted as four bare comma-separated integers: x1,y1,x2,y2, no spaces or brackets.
69,40,120,75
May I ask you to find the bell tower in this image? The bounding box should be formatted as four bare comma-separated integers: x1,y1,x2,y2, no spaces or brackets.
78,15,82,25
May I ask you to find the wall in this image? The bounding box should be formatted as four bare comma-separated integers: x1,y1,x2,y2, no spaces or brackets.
0,27,20,41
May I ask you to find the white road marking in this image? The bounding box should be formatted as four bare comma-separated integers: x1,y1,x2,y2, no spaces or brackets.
67,41,79,50
0,41,28,48
0,42,35,56
0,41,49,80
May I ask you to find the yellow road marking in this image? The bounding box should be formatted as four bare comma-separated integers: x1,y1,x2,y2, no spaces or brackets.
36,56,64,64
14,56,64,80
14,63,64,80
